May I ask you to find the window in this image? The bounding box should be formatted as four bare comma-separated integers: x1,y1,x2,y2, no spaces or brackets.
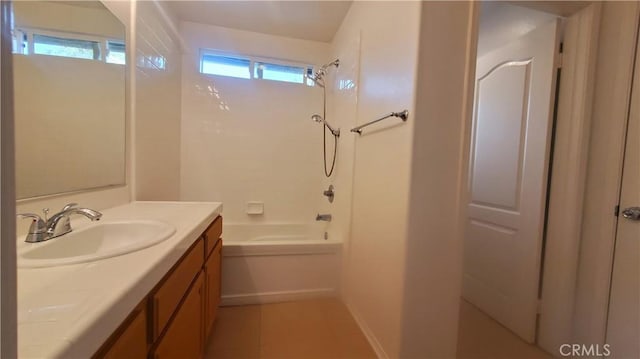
106,41,126,65
201,54,251,79
199,51,313,85
254,62,305,84
33,34,100,60
12,27,126,65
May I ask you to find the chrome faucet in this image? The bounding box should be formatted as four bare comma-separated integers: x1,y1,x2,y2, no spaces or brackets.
17,203,102,243
316,213,332,222
46,203,102,239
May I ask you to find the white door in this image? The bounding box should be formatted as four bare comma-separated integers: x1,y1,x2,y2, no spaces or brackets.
463,20,560,342
607,32,640,359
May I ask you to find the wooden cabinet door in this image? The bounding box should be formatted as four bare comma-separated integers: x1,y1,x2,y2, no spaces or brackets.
205,239,222,338
153,272,204,359
101,305,147,359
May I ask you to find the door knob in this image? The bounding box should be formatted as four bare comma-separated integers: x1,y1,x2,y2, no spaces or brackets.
621,207,640,221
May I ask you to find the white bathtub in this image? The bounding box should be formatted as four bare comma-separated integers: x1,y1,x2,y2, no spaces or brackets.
223,223,342,256
220,223,342,305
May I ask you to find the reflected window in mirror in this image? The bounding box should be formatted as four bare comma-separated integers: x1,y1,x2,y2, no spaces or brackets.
12,29,126,65
33,34,100,60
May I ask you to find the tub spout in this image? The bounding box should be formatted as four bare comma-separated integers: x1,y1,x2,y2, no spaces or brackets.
316,214,332,222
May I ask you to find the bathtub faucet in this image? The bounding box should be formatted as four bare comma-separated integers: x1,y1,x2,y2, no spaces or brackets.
316,214,332,222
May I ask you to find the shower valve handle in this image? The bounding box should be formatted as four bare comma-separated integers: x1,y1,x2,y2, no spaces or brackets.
323,185,335,203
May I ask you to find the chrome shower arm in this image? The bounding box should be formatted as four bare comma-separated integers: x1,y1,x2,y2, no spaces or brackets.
324,122,340,137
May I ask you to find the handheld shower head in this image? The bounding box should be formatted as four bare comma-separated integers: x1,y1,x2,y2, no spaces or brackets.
310,114,340,137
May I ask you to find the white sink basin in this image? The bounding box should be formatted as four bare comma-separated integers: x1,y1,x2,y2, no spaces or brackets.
18,220,176,268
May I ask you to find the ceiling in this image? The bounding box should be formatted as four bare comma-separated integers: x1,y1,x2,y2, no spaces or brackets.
478,2,558,56
55,1,107,10
512,1,590,17
165,1,353,43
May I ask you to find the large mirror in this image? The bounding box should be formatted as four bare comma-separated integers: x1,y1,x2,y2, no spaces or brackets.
12,1,126,199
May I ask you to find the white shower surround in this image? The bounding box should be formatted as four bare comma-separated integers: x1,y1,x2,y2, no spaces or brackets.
179,22,347,306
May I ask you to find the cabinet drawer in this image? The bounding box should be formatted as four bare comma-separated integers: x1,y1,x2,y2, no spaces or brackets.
205,216,222,259
205,239,222,338
151,239,204,339
153,272,204,359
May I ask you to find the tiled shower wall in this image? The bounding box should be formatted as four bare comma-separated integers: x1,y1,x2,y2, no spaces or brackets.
133,1,182,201
179,22,331,224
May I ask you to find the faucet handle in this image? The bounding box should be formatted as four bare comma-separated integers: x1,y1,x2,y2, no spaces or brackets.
61,203,78,211
17,213,46,233
42,208,49,221
17,213,43,221
17,213,49,243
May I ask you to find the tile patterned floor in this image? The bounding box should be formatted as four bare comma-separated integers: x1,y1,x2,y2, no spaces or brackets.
205,297,553,359
456,299,553,359
204,298,377,359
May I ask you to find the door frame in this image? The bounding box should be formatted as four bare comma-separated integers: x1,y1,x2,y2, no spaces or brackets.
537,2,602,353
571,2,640,349
0,0,17,357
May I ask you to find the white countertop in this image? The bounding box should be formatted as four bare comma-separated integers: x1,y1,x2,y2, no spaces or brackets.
17,201,223,358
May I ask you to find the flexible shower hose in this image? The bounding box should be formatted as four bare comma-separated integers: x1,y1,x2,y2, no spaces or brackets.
322,82,337,177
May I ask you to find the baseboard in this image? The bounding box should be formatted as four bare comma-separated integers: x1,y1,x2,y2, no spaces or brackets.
345,300,388,359
220,288,336,306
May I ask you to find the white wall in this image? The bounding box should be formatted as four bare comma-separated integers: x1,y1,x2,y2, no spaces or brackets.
401,2,477,357
133,0,182,201
333,2,477,357
333,2,421,357
179,21,331,224
478,2,556,56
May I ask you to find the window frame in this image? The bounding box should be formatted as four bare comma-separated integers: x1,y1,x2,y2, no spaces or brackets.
199,49,315,86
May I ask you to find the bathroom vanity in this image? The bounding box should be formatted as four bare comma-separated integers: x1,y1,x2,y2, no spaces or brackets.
96,210,222,359
17,202,223,358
